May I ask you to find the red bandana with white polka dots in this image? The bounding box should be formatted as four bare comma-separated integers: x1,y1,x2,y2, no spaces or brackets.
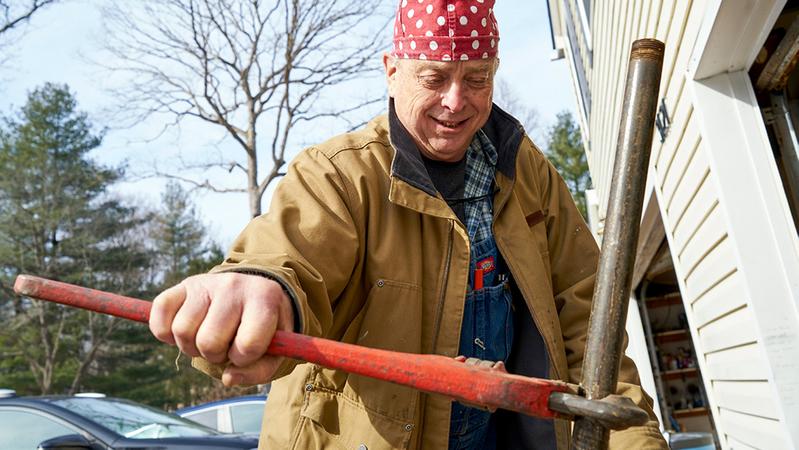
391,0,499,61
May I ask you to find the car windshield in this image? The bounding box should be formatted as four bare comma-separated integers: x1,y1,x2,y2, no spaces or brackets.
49,397,221,439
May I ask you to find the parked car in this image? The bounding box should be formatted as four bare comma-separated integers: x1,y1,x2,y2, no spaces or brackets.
0,390,258,449
176,395,266,436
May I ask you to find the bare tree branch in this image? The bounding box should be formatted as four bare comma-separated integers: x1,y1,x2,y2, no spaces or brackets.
101,0,391,217
68,314,119,395
0,0,58,67
155,171,248,194
493,78,541,140
0,0,57,35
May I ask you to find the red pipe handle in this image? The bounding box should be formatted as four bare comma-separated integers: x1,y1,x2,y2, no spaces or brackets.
13,274,569,418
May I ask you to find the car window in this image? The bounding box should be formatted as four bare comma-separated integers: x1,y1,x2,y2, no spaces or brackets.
49,397,220,439
0,409,79,450
230,403,264,434
184,409,218,430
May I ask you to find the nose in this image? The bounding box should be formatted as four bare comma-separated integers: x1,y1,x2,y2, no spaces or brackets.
440,81,466,113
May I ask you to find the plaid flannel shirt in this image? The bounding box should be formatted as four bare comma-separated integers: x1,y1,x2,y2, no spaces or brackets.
463,130,498,244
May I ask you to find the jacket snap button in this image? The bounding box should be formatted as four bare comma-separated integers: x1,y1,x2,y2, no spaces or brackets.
358,445,368,450
304,384,313,392
404,424,414,432
376,279,385,287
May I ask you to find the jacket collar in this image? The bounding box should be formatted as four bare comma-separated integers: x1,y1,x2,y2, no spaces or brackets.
388,100,439,197
387,98,526,197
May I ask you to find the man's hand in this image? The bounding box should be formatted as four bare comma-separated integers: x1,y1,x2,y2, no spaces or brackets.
455,356,507,372
149,273,294,387
454,356,507,412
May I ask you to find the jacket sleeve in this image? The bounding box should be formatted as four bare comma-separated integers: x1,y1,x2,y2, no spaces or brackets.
532,143,668,449
192,147,361,381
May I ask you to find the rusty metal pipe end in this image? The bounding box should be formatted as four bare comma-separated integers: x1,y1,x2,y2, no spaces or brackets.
630,39,665,61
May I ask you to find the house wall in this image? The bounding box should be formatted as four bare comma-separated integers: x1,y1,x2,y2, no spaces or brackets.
551,0,799,448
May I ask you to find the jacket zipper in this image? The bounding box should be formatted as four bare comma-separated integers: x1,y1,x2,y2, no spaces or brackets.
413,219,454,450
431,219,454,352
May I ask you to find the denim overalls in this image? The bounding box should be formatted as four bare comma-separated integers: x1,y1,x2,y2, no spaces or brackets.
448,223,515,450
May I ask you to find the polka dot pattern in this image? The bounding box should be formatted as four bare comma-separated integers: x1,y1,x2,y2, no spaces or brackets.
390,0,499,61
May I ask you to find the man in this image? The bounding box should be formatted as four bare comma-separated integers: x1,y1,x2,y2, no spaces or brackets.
150,1,667,448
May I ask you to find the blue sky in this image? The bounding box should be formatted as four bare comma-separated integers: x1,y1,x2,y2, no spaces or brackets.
1,0,576,246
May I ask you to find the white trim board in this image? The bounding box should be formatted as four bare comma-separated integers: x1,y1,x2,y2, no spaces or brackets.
688,0,786,80
690,70,799,449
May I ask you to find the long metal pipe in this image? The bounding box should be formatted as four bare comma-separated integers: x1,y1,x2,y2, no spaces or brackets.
571,38,664,450
13,274,651,431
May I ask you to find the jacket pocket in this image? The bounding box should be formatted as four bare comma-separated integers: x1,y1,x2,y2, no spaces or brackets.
294,388,414,450
353,278,421,352
342,278,421,420
297,278,421,449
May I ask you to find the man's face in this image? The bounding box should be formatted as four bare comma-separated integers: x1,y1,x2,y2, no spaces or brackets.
384,55,497,162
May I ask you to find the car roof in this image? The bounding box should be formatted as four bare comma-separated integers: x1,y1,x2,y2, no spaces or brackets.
0,395,122,442
176,395,267,414
2,395,140,406
0,395,259,448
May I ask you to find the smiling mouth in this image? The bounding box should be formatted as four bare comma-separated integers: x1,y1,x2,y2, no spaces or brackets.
434,117,468,129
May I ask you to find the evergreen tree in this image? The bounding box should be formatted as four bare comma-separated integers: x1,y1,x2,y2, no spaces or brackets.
148,182,234,408
153,181,209,287
546,111,592,219
88,181,233,409
0,83,152,395
0,83,245,406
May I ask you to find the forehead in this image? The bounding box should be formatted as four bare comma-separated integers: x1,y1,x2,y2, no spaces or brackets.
402,58,496,75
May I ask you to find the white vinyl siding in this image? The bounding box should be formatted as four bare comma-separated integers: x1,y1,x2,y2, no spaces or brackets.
713,381,779,420
690,271,745,331
703,342,769,382
643,3,786,446
578,0,705,218
560,0,592,130
552,0,799,448
697,304,756,355
717,408,786,449
687,69,797,449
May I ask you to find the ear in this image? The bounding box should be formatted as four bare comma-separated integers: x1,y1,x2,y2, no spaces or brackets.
383,53,399,98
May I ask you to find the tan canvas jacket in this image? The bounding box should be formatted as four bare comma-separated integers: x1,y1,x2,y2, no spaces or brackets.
197,106,667,449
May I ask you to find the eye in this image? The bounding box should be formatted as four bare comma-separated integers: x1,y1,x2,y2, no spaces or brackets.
466,75,491,89
418,74,446,89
